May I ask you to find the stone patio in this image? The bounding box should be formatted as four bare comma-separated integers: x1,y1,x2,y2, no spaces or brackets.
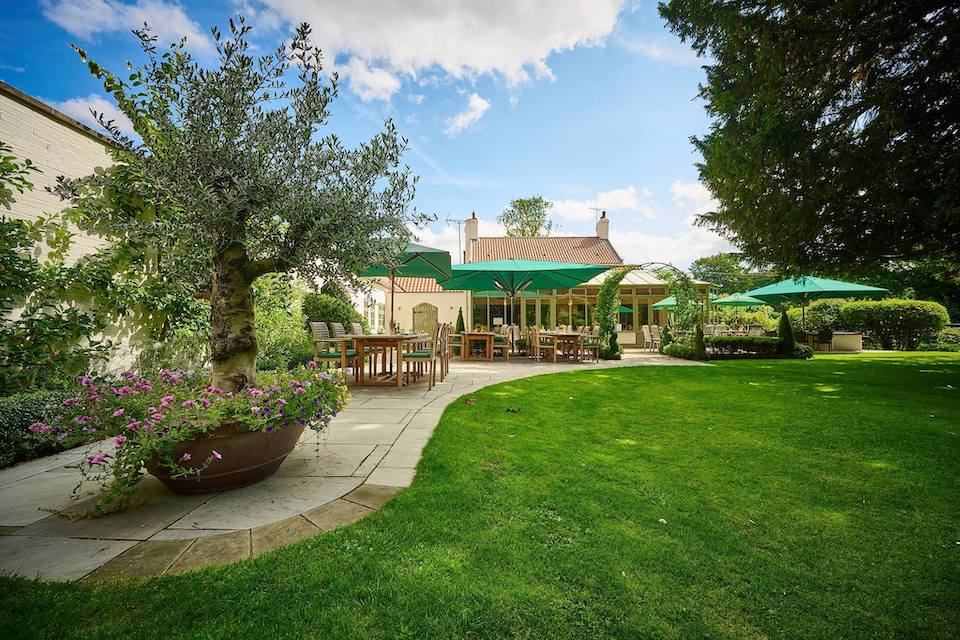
0,351,703,581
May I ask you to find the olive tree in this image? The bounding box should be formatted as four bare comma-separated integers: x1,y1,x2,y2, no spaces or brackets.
57,19,423,391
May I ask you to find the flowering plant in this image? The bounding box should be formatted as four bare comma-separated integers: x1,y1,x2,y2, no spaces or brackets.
31,363,348,516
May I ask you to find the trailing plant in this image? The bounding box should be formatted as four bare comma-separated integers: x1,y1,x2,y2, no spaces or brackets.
595,267,632,359
656,266,700,332
30,364,348,516
57,17,424,392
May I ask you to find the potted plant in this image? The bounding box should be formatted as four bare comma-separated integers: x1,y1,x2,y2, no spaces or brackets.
31,364,347,515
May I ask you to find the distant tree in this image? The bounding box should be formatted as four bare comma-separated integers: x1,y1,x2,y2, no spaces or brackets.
498,196,554,237
661,1,960,274
58,18,423,391
689,253,775,293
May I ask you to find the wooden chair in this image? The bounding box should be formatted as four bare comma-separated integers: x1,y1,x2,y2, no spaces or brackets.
400,324,441,390
580,329,600,362
650,325,663,352
642,325,653,351
309,322,359,380
350,322,365,336
529,327,557,363
493,324,510,362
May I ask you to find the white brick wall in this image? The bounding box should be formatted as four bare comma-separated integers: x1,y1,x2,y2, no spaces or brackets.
0,89,113,262
1,86,151,370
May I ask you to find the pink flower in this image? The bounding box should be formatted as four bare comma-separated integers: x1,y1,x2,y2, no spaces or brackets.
112,408,125,417
147,406,158,414
63,398,78,407
276,398,287,406
87,452,109,465
250,406,262,414
180,399,196,408
125,420,140,431
249,388,264,398
307,361,318,368
295,386,306,394
199,398,211,408
160,395,174,407
211,450,222,460
114,435,126,448
179,452,192,463
29,422,52,434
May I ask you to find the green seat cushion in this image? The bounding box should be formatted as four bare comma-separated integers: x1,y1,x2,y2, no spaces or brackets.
316,350,358,359
403,351,434,360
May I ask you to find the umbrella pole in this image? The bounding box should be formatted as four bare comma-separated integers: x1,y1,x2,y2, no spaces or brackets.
390,269,396,333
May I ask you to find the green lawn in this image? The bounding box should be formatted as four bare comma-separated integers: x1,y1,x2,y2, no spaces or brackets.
2,352,958,639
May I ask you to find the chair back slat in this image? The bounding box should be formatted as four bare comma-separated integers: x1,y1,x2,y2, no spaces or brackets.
331,322,347,338
310,321,330,342
651,325,661,340
350,322,364,335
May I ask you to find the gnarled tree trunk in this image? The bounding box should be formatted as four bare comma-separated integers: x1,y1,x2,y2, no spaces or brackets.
209,244,258,392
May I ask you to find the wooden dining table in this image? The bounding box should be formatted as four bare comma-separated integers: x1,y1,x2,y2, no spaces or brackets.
460,331,496,362
539,331,586,362
343,333,429,387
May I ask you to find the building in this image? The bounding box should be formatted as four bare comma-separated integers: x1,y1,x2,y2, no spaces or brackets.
374,211,711,347
0,80,151,367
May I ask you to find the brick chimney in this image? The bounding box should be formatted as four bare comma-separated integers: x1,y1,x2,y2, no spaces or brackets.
464,211,479,262
596,210,609,239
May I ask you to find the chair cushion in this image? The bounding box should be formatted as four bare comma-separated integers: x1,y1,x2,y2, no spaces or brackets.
316,350,358,359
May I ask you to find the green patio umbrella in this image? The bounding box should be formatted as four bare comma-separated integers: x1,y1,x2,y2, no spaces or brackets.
363,242,452,331
472,290,538,298
712,293,767,307
652,292,717,309
745,276,888,322
618,305,633,314
440,259,610,341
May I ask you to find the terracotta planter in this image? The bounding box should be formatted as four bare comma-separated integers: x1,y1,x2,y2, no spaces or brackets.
147,419,305,494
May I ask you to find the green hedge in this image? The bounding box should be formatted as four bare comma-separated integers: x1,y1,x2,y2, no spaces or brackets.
0,390,78,467
786,299,844,337
839,299,949,350
704,335,780,356
302,293,367,333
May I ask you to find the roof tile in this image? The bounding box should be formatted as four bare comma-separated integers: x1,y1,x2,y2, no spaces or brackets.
473,236,622,265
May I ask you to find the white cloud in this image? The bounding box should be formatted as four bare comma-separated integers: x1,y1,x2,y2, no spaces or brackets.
444,93,490,136
552,185,656,222
342,58,401,102
255,0,622,98
407,94,425,105
669,180,717,216
41,0,214,57
620,37,706,67
49,93,135,136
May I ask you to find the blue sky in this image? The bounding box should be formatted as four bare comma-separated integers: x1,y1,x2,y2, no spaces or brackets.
0,0,732,267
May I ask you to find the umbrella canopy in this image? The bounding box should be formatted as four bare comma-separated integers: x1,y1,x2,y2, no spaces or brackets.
744,276,888,304
713,293,767,308
441,260,609,333
440,259,610,295
618,305,633,314
363,242,452,330
652,292,717,309
473,290,538,298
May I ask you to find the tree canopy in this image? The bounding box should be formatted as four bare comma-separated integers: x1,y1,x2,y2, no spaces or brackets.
57,18,424,389
689,252,776,294
661,1,960,274
498,196,554,237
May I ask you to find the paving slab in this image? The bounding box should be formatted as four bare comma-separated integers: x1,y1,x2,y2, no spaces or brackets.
167,476,362,531
365,467,416,487
352,444,391,477
251,515,320,556
84,539,192,581
275,443,376,477
0,535,136,581
16,477,212,541
343,484,402,510
321,422,406,445
303,498,372,530
334,408,410,424
149,528,241,541
167,530,251,573
0,472,103,527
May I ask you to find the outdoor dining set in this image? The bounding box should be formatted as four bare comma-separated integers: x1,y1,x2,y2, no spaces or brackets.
308,320,605,391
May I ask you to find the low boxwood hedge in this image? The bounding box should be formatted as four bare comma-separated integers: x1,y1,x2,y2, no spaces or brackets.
0,389,80,468
705,335,781,357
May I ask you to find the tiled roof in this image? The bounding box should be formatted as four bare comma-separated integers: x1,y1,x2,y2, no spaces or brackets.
473,236,623,265
386,277,447,293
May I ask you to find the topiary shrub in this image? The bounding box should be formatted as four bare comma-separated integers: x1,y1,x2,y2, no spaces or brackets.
302,293,367,333
839,299,949,350
792,344,814,359
778,310,795,354
595,267,631,359
662,331,708,360
692,324,708,360
0,389,76,467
